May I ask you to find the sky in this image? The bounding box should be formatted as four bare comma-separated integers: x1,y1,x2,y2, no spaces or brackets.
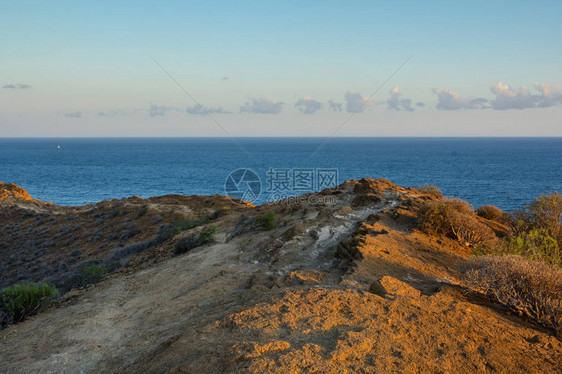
1,0,561,137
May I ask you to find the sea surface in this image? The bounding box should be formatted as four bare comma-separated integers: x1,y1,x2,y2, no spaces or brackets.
0,138,560,211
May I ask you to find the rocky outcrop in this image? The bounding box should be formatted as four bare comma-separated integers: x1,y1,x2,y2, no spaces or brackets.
0,182,32,201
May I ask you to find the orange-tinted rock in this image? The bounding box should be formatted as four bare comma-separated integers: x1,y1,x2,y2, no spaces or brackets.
0,181,32,201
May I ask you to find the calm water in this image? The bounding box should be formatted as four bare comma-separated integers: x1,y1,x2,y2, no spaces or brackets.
0,138,560,211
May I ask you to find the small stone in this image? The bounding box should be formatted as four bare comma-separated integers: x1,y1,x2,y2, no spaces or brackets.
369,279,387,297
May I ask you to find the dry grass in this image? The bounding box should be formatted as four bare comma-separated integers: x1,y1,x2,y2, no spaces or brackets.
419,198,473,234
462,255,562,336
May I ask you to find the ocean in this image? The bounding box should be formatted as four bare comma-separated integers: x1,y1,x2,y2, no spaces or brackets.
0,137,560,211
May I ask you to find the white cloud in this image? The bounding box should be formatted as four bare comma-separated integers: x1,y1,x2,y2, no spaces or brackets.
433,82,562,111
433,88,488,110
489,82,538,110
386,85,414,112
239,97,284,114
328,100,343,112
2,83,31,89
148,104,181,117
344,91,375,113
535,82,562,108
294,96,322,114
488,82,562,109
186,104,229,115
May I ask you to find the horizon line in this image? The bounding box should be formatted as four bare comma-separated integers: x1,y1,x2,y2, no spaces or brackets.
1,136,562,139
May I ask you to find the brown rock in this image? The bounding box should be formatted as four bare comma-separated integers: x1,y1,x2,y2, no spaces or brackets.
368,279,387,297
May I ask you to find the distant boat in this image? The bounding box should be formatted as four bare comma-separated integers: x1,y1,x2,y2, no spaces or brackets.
57,145,61,149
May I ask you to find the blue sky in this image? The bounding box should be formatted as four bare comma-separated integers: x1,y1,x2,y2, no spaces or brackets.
1,1,561,136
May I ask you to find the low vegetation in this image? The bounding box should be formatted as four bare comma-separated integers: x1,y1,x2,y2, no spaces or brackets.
510,192,562,246
478,192,562,265
62,262,111,289
418,198,495,247
461,255,562,337
507,228,561,266
81,264,109,284
447,210,496,247
174,226,217,255
0,282,58,323
161,217,211,240
257,212,276,230
461,192,562,336
414,184,444,198
475,205,504,221
212,207,231,219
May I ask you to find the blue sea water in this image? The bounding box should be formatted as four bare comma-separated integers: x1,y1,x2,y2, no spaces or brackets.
0,138,560,211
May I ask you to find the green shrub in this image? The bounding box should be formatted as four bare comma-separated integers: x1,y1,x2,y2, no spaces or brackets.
414,184,444,198
199,226,216,243
461,255,562,337
419,198,495,247
257,212,276,230
502,192,562,264
476,205,504,221
174,226,217,255
526,192,562,236
511,192,562,246
159,217,210,241
81,264,109,283
508,228,561,266
66,262,110,289
0,282,58,322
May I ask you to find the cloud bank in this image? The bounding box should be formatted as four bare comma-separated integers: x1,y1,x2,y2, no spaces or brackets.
490,82,562,110
3,83,31,89
186,104,229,115
84,81,562,122
295,96,322,114
240,98,284,114
433,82,562,111
433,88,488,110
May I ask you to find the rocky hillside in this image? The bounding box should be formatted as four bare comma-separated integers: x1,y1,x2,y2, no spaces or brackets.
0,179,561,373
